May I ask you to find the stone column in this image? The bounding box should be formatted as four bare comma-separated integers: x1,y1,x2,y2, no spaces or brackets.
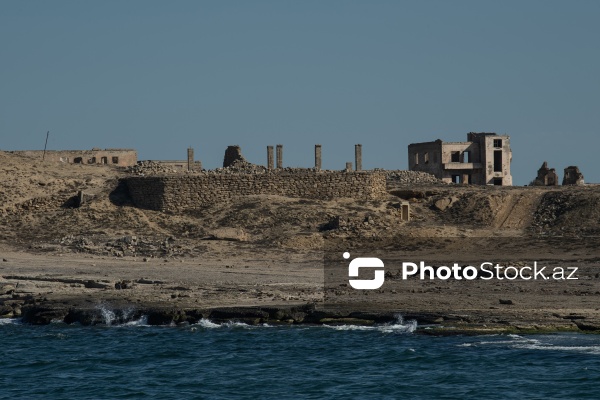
187,147,194,171
345,162,352,172
355,144,362,171
315,144,322,170
276,144,283,169
267,146,274,170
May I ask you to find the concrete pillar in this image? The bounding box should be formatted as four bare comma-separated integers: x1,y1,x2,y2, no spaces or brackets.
355,144,362,171
76,191,85,208
315,144,322,170
267,146,274,170
401,201,410,221
187,147,194,171
345,162,352,172
276,144,283,169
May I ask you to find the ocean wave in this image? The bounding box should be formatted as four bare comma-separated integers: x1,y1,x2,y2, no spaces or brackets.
0,318,20,325
324,316,417,333
459,334,600,354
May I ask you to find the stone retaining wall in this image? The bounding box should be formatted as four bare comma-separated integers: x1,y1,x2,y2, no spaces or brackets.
125,172,387,212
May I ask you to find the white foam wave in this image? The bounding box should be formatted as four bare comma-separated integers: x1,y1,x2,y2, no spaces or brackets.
513,343,600,354
122,315,149,327
195,319,221,329
222,321,252,328
324,317,417,334
459,334,600,354
0,318,19,325
96,305,116,326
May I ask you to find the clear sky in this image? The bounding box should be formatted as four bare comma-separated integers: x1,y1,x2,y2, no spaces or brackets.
1,1,599,184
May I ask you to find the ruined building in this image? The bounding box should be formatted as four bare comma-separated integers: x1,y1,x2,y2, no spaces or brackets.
563,166,584,185
408,132,512,185
147,147,202,172
10,149,137,167
533,162,559,186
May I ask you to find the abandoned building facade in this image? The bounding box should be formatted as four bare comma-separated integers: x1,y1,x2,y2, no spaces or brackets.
408,132,513,186
10,149,137,167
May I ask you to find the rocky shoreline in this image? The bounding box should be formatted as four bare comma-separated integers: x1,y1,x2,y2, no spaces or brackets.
2,300,595,336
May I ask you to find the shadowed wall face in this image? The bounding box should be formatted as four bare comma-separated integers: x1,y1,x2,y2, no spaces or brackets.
125,172,387,212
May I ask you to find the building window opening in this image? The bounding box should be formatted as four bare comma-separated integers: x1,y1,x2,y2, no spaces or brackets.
74,157,83,164
493,177,503,186
112,156,119,164
494,150,502,172
452,175,461,184
424,152,429,164
414,153,419,165
464,151,471,163
494,139,502,148
451,151,460,162
100,157,108,164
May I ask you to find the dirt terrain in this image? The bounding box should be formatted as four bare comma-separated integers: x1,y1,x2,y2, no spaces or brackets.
1,150,600,333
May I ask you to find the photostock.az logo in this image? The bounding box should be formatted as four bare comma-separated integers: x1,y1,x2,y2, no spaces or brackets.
344,252,385,290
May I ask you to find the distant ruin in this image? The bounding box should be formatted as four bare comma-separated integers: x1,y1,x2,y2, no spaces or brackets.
10,149,137,167
563,166,585,185
533,162,559,186
408,132,512,186
149,147,202,172
223,146,245,167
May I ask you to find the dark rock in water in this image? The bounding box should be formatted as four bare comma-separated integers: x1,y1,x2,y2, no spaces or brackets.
0,305,14,318
348,312,398,324
64,309,99,325
146,309,199,325
21,305,67,325
209,307,269,324
573,319,600,331
147,310,176,325
499,299,514,305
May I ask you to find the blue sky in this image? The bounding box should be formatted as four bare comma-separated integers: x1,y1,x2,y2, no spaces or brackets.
1,1,599,184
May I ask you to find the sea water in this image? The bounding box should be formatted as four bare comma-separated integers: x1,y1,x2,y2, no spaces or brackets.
1,317,599,399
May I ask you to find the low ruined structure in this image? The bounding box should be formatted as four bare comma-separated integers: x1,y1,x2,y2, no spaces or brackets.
11,148,137,167
533,162,559,186
124,144,442,212
141,147,202,172
223,145,246,168
408,132,512,185
126,171,387,212
563,166,584,185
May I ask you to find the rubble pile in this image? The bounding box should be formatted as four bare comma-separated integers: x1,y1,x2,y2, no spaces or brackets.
126,161,187,175
385,170,443,185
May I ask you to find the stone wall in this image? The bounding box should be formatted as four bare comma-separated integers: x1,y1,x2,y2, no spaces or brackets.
125,171,387,212
11,149,137,167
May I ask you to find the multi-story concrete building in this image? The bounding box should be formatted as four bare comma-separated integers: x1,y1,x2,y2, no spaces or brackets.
408,132,512,185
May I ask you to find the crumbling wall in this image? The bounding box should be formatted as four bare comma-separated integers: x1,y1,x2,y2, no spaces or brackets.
11,149,137,167
533,162,559,186
223,146,245,167
126,172,387,212
563,166,584,185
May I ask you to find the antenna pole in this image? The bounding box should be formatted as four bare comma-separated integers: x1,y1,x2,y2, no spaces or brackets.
42,131,49,160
